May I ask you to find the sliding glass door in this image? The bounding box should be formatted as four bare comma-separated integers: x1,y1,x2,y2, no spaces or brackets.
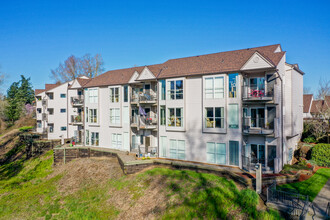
251,144,265,165
229,141,239,166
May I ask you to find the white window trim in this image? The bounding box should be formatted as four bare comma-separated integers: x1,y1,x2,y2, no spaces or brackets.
166,78,184,100
110,108,121,126
109,86,120,103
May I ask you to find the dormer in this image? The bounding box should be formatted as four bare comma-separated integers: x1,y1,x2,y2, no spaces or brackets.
240,51,275,71
136,66,156,81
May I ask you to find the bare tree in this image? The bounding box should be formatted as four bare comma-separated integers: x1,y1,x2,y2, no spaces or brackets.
316,78,330,100
51,54,104,83
303,86,311,94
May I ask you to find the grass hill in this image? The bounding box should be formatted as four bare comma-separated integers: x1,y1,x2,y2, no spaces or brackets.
0,149,283,219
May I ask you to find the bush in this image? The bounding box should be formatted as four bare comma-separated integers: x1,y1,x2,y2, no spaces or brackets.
303,136,316,143
311,144,330,167
19,126,34,132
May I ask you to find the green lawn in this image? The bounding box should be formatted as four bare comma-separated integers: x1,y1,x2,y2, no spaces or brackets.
0,150,283,219
279,168,330,201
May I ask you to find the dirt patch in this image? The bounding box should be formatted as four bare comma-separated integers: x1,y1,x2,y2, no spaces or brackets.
112,174,169,220
50,157,123,195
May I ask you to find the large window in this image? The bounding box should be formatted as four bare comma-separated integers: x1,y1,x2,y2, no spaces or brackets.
229,141,239,166
168,108,183,127
205,107,224,128
160,80,166,100
86,130,89,145
91,132,99,146
205,77,224,99
169,139,185,160
110,108,120,125
228,104,239,129
207,142,226,164
168,80,183,100
110,87,120,103
123,85,128,102
112,133,122,149
89,109,97,123
228,73,238,98
160,106,166,126
89,88,98,103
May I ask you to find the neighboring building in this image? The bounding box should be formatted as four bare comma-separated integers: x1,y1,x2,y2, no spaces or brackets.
35,76,90,141
36,44,304,173
310,95,330,118
303,94,313,118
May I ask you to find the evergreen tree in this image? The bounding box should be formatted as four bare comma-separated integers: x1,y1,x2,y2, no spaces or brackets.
5,75,34,124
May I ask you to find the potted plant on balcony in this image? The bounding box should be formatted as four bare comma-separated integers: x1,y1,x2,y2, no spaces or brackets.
75,115,81,122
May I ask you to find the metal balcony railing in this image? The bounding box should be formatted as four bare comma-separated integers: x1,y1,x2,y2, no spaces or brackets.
140,116,157,129
242,85,274,101
71,96,84,106
71,115,83,124
130,91,157,103
242,117,275,135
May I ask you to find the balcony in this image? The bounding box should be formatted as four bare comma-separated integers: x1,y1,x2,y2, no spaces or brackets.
242,117,276,135
42,99,47,106
242,85,274,102
139,92,157,104
71,115,83,125
130,92,157,104
139,116,157,129
42,113,48,121
71,96,84,106
130,116,139,127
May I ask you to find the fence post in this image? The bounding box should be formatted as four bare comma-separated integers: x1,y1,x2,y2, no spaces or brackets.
63,147,66,165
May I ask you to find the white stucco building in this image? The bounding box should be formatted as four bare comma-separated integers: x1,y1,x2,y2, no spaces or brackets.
36,44,304,173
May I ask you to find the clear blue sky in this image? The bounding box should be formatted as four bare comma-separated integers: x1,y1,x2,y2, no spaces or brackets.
0,0,329,94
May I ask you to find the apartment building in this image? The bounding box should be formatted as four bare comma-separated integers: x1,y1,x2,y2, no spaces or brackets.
36,44,304,173
35,76,90,142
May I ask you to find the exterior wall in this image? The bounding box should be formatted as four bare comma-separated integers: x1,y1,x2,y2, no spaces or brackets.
47,83,70,139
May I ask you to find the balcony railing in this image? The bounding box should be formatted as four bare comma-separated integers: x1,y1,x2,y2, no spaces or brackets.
242,117,275,135
131,115,157,129
42,113,47,121
130,92,157,104
42,99,47,106
242,85,274,101
130,116,139,127
71,115,83,124
71,96,84,106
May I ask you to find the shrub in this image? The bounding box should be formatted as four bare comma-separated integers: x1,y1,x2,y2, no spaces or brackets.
311,144,330,167
19,126,34,132
303,136,316,143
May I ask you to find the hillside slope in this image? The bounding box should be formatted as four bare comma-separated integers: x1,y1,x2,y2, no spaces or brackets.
0,150,282,220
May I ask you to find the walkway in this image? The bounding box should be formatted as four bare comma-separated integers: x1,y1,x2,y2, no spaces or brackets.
312,178,330,219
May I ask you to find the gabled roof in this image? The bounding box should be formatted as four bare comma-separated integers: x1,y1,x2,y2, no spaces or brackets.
35,89,45,95
157,44,285,79
45,83,60,91
303,94,313,113
84,66,145,88
83,44,287,87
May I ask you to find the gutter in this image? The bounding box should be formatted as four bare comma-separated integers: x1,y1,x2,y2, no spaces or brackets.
276,70,284,170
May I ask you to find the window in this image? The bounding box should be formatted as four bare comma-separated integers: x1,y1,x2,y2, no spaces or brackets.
112,133,122,149
110,108,120,125
160,106,166,126
251,144,265,165
86,107,88,122
60,109,66,113
37,120,42,128
168,108,183,127
160,136,167,157
89,109,97,123
123,85,128,102
169,139,185,160
47,93,53,100
48,108,54,115
91,132,99,146
229,141,239,166
86,130,90,145
168,80,183,100
251,108,265,128
110,87,120,103
205,107,224,128
207,142,226,164
49,124,54,133
228,73,238,98
89,88,98,103
36,96,41,101
228,104,239,128
205,77,224,99
60,93,66,98
60,126,67,131
160,80,166,100
37,108,42,114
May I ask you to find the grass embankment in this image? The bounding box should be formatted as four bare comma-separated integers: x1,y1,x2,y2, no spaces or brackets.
0,151,282,219
280,168,330,201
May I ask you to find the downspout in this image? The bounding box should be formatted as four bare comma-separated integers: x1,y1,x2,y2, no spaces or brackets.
276,70,284,170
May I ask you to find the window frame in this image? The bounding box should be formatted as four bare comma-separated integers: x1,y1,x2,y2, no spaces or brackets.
167,107,183,127
167,79,183,100
89,109,98,124
205,76,224,99
206,142,226,165
89,88,98,103
60,108,66,113
110,87,120,103
110,108,121,125
205,107,224,129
